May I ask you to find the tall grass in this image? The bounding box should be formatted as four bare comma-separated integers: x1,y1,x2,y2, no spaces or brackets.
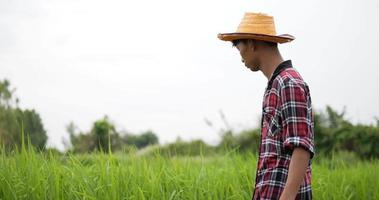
0,145,378,199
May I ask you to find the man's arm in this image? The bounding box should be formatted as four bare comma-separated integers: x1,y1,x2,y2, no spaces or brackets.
279,147,310,200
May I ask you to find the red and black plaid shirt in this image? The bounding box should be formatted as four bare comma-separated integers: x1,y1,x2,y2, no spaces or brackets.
252,60,315,200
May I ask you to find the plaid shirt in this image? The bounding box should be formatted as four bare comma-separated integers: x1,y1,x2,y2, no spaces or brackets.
252,60,315,200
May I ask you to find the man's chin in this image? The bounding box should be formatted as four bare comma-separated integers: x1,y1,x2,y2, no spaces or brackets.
247,66,259,72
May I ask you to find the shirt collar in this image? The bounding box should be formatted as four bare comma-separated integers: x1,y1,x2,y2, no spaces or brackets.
267,60,293,88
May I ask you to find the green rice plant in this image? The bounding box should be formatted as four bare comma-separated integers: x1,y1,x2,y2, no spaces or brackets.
0,144,378,200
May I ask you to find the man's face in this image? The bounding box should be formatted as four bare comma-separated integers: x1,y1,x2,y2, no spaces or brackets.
234,40,260,72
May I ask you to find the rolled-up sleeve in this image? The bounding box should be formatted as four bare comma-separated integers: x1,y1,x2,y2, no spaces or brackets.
280,80,315,159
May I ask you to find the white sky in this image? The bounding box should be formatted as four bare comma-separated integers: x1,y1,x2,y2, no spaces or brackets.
1,0,379,150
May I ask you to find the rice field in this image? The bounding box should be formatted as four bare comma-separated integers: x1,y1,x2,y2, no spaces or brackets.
0,147,378,200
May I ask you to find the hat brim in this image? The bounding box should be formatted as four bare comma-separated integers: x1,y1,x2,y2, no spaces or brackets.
217,33,295,44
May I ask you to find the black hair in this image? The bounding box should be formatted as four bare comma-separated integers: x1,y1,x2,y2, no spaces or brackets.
232,39,277,48
263,41,278,47
232,39,247,47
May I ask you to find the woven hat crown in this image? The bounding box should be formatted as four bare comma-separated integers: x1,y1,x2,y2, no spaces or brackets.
236,13,276,35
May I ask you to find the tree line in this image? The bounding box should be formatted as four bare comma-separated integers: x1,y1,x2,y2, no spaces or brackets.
1,79,379,159
0,80,47,151
65,118,158,153
212,106,379,159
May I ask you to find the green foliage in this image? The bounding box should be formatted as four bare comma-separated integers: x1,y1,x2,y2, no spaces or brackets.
68,119,159,153
216,129,260,154
123,130,159,149
213,105,379,159
235,129,260,152
154,138,217,157
314,106,379,159
68,117,121,153
2,78,379,160
14,109,48,150
91,116,116,153
0,79,14,107
0,79,47,151
0,147,378,200
218,130,238,150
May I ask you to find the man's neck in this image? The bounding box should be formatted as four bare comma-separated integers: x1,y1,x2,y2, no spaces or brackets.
259,51,284,80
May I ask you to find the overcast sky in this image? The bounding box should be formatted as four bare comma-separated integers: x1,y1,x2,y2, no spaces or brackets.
1,0,379,150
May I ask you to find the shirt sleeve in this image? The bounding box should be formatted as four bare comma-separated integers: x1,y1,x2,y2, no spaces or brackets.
280,80,315,159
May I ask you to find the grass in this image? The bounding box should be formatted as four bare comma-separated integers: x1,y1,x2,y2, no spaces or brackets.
0,145,378,200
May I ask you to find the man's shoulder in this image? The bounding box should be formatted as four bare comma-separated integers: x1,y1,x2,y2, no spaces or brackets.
272,68,308,90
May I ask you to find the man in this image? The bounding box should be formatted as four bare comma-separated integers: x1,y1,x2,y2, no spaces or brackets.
218,13,315,200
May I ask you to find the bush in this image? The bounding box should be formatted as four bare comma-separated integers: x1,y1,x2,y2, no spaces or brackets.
152,139,217,157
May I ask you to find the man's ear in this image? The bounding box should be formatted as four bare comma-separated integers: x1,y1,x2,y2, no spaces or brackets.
248,39,256,51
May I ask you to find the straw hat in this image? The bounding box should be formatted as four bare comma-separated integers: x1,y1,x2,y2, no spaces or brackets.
218,12,295,44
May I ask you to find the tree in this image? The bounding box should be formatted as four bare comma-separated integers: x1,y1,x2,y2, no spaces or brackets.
67,116,125,153
0,79,47,151
91,116,116,152
0,79,14,107
15,108,47,150
135,130,159,148
66,122,95,153
122,130,159,149
313,106,379,159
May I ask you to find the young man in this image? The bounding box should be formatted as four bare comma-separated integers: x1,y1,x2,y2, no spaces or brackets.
218,13,315,200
